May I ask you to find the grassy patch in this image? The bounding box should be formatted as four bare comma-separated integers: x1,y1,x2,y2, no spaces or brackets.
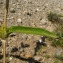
54,60,59,63
47,12,63,25
51,25,63,47
47,12,59,23
45,54,50,59
54,54,63,61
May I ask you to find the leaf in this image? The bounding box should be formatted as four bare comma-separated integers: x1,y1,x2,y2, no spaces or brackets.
8,26,58,38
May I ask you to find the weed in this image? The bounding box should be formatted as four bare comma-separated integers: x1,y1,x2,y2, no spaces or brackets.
47,12,59,22
54,54,63,61
47,12,63,25
45,54,50,59
51,25,63,47
51,38,63,47
54,60,59,63
36,46,46,54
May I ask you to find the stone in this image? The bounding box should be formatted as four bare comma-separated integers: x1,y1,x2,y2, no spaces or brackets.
10,8,16,13
34,55,42,61
9,57,13,61
17,18,22,23
9,33,17,37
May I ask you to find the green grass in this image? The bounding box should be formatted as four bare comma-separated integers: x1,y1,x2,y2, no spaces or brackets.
45,54,50,59
51,38,63,47
54,60,59,63
47,12,63,25
54,54,63,61
51,26,63,47
47,12,59,22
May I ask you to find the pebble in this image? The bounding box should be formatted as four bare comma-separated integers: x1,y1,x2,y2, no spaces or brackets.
39,39,42,43
34,55,42,61
9,57,13,61
10,8,16,13
17,18,22,23
9,33,17,37
24,48,35,58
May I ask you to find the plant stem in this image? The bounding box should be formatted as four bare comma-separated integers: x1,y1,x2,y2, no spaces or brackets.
3,0,9,29
2,0,9,63
2,40,6,63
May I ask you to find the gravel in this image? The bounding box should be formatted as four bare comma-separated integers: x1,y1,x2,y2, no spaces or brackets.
0,0,63,63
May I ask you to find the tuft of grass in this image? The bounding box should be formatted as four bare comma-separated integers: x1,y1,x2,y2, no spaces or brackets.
54,60,59,63
51,25,63,47
54,54,63,61
47,12,63,25
51,38,63,47
47,12,59,22
36,46,46,54
45,54,50,59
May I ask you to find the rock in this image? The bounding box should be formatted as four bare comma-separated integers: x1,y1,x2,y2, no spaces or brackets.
24,48,35,58
10,8,16,13
9,33,17,37
34,55,42,61
9,57,13,61
17,18,22,23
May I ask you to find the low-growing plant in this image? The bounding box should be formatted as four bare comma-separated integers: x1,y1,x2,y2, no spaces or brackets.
54,60,59,63
47,12,63,47
47,12,59,23
54,54,63,61
51,38,63,47
51,26,63,47
47,12,63,25
45,54,50,59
